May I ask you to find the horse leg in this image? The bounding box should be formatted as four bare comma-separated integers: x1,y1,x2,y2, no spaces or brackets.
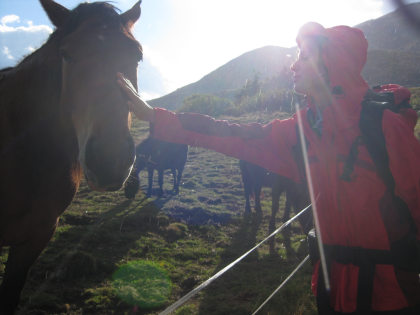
175,165,185,196
269,178,283,235
254,184,263,213
282,194,292,231
157,168,164,198
294,185,313,235
244,184,252,213
239,160,252,213
124,167,141,199
147,166,154,198
0,227,56,314
171,168,177,194
282,195,292,223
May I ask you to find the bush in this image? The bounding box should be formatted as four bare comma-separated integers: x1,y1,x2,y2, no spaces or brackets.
222,106,246,117
237,88,299,113
409,87,420,111
177,94,234,118
164,223,188,240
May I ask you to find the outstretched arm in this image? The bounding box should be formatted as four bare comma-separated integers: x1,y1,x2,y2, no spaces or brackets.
117,73,301,182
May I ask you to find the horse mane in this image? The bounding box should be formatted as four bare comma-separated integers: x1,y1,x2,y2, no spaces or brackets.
60,2,122,37
0,67,14,73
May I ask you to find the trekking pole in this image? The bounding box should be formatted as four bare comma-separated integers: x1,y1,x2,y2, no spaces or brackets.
295,103,330,294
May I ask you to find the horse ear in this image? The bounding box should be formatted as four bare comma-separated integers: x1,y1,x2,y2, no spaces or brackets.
39,0,71,28
121,0,142,29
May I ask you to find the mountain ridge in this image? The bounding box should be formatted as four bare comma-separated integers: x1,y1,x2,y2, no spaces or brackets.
149,2,420,110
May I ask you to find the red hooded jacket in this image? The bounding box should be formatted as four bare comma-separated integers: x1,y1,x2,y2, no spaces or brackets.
150,23,420,312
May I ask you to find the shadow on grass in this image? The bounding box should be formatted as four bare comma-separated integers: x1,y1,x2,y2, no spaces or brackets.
195,214,314,315
17,194,176,314
196,212,262,315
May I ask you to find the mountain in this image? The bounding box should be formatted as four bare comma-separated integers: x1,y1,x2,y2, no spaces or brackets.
362,50,420,87
149,2,420,110
148,46,296,111
355,2,420,52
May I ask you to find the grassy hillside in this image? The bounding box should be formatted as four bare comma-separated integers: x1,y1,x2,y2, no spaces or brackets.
355,2,420,52
362,50,420,87
148,46,296,111
1,111,317,315
147,3,420,112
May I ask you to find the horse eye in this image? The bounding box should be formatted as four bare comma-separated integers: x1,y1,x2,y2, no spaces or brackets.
59,50,73,63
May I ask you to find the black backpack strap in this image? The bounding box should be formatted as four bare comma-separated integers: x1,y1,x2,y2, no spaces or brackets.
313,233,419,314
335,98,419,313
359,100,418,235
339,99,417,234
339,136,363,182
359,100,394,187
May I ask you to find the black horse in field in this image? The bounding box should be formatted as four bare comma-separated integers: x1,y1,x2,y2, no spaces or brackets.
239,160,313,235
125,137,188,198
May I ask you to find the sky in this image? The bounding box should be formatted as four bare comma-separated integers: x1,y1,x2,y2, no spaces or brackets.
1,0,419,100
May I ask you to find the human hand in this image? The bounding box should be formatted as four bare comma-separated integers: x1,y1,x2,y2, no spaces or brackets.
117,72,156,123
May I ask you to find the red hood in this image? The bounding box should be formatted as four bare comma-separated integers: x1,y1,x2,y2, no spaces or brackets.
296,22,370,129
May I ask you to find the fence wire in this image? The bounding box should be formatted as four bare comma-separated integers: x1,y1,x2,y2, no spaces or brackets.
158,203,312,315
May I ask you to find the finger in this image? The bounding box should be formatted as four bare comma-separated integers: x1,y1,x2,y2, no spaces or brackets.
117,80,139,102
117,75,135,91
117,72,127,81
127,100,137,111
117,73,135,90
127,101,143,119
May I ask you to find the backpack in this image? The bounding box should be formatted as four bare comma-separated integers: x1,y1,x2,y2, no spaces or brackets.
339,84,417,234
304,84,420,314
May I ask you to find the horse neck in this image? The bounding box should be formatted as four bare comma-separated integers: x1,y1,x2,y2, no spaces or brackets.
1,33,78,158
11,36,63,120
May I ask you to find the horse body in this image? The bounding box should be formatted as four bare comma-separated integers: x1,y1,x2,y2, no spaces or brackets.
0,1,142,313
125,137,188,198
239,160,313,235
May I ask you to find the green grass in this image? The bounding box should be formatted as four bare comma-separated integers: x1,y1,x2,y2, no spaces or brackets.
2,112,320,314
8,105,419,314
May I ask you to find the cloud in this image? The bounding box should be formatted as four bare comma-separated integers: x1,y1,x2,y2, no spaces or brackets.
139,91,161,101
2,47,14,60
137,54,169,100
0,15,52,68
1,15,20,25
141,44,179,93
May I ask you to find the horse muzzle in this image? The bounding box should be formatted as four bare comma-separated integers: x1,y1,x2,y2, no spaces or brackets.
82,135,135,191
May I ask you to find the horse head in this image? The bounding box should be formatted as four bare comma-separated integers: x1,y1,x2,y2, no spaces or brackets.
40,0,142,191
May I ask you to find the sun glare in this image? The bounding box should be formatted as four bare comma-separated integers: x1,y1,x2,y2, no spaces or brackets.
135,0,383,95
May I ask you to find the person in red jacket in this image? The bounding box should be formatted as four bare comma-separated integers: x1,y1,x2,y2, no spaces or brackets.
118,22,420,314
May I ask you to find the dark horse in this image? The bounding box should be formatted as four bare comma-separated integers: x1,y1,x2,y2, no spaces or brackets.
239,160,313,235
0,0,143,313
125,136,188,198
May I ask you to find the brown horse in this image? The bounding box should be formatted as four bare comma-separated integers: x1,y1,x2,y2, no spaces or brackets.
0,0,142,313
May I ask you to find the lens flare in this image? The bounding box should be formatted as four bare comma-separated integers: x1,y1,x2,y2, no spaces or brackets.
112,260,172,308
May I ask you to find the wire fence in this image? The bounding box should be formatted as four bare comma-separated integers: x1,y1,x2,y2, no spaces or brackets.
158,204,313,315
